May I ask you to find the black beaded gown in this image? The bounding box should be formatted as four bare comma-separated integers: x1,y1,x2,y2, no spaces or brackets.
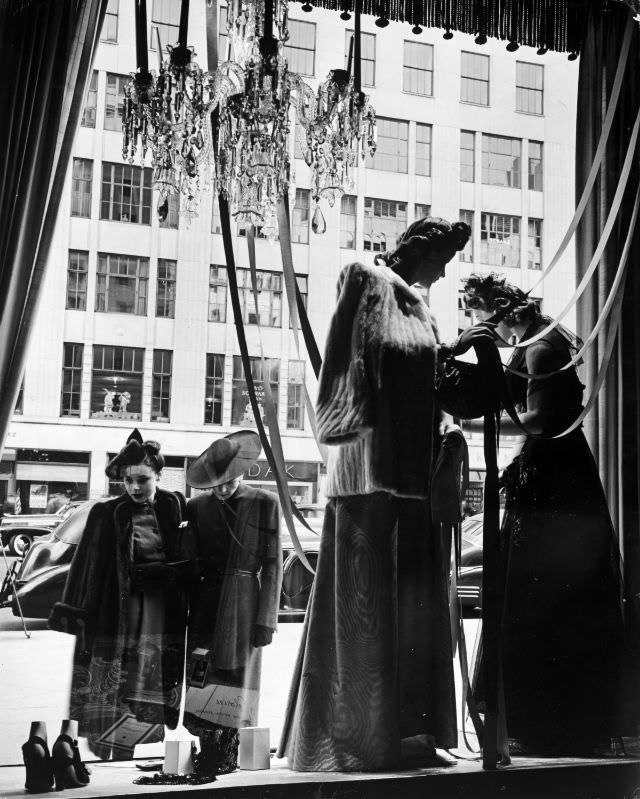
489,319,626,755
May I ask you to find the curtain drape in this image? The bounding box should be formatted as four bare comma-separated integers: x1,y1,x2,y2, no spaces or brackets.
575,4,640,631
0,0,107,459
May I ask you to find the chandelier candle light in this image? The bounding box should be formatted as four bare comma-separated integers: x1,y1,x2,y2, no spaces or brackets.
122,0,376,233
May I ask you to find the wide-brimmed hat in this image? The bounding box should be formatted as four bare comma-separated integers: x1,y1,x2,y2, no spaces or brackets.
187,430,261,488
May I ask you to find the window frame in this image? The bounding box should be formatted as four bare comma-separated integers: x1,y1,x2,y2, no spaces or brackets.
100,0,119,43
80,71,98,128
459,209,474,263
231,355,280,426
204,353,226,424
287,360,305,430
480,212,521,269
345,30,375,87
95,252,149,316
363,197,407,253
528,140,543,191
340,194,357,249
460,130,475,183
71,158,93,218
460,51,490,106
292,189,310,244
481,133,522,189
516,61,544,116
156,259,176,318
100,161,152,225
402,41,434,97
60,343,84,418
415,122,432,177
90,345,144,420
284,19,316,77
66,250,89,311
151,349,172,422
208,265,228,323
366,117,409,174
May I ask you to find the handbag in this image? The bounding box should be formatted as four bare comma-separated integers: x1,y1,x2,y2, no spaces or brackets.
435,357,501,420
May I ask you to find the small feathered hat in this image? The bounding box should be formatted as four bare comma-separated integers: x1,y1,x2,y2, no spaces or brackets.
105,429,164,479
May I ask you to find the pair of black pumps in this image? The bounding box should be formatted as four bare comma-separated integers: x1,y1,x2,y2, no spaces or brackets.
22,728,90,793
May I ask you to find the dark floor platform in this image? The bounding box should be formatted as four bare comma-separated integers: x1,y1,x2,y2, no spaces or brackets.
1,755,639,799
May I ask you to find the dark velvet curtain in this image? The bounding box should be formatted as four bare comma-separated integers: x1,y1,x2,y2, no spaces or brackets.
0,0,107,457
575,4,640,631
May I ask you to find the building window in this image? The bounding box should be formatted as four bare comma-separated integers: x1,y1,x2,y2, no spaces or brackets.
482,134,521,188
528,140,543,191
91,345,144,420
293,189,310,244
415,123,432,177
81,71,98,128
100,162,152,224
104,73,128,131
345,30,375,87
211,200,222,234
287,361,305,429
459,209,474,263
66,251,89,310
96,253,149,315
458,290,474,334
237,269,282,327
231,356,279,426
218,4,229,59
480,213,521,269
204,353,225,424
284,19,315,76
363,197,407,252
528,218,543,270
414,203,430,221
366,117,409,173
289,275,308,329
208,265,227,322
340,195,356,249
403,41,433,96
460,130,475,182
61,343,84,417
294,122,307,161
156,259,176,318
150,0,180,49
516,62,544,115
461,51,489,106
151,349,172,422
71,158,92,218
100,0,119,42
159,192,179,228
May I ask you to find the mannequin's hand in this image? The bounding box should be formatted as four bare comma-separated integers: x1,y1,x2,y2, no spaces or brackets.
252,625,274,648
451,323,497,355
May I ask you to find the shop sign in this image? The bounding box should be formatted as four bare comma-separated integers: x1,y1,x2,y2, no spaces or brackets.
244,460,318,482
29,483,48,509
231,382,278,427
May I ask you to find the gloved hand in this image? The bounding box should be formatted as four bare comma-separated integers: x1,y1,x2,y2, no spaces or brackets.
252,625,274,648
133,561,178,584
450,322,497,356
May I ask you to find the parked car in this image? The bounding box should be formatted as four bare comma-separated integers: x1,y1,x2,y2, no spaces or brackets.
0,499,326,621
0,500,98,618
279,504,323,618
0,501,83,556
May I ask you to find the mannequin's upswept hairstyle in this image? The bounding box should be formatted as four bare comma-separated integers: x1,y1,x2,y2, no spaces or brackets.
374,216,471,267
462,272,539,326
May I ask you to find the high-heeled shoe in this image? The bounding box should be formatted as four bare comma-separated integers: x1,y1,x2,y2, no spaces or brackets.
51,734,91,790
22,735,54,793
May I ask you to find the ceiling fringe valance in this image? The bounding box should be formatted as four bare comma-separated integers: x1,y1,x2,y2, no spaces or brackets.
298,0,629,53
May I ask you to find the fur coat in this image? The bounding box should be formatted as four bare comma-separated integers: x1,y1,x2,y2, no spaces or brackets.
49,490,193,753
316,261,438,498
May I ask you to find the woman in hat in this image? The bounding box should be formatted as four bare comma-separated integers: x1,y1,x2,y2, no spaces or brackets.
182,430,282,775
49,430,194,760
278,216,470,771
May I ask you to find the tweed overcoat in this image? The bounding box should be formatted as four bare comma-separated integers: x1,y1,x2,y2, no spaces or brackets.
186,483,282,671
49,490,193,751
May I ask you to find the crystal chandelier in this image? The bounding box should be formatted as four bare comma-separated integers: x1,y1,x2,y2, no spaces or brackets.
293,64,376,233
213,0,293,227
122,0,377,233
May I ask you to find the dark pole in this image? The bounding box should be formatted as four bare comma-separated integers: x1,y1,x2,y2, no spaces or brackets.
264,0,273,39
354,0,361,92
178,0,190,46
135,0,149,73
